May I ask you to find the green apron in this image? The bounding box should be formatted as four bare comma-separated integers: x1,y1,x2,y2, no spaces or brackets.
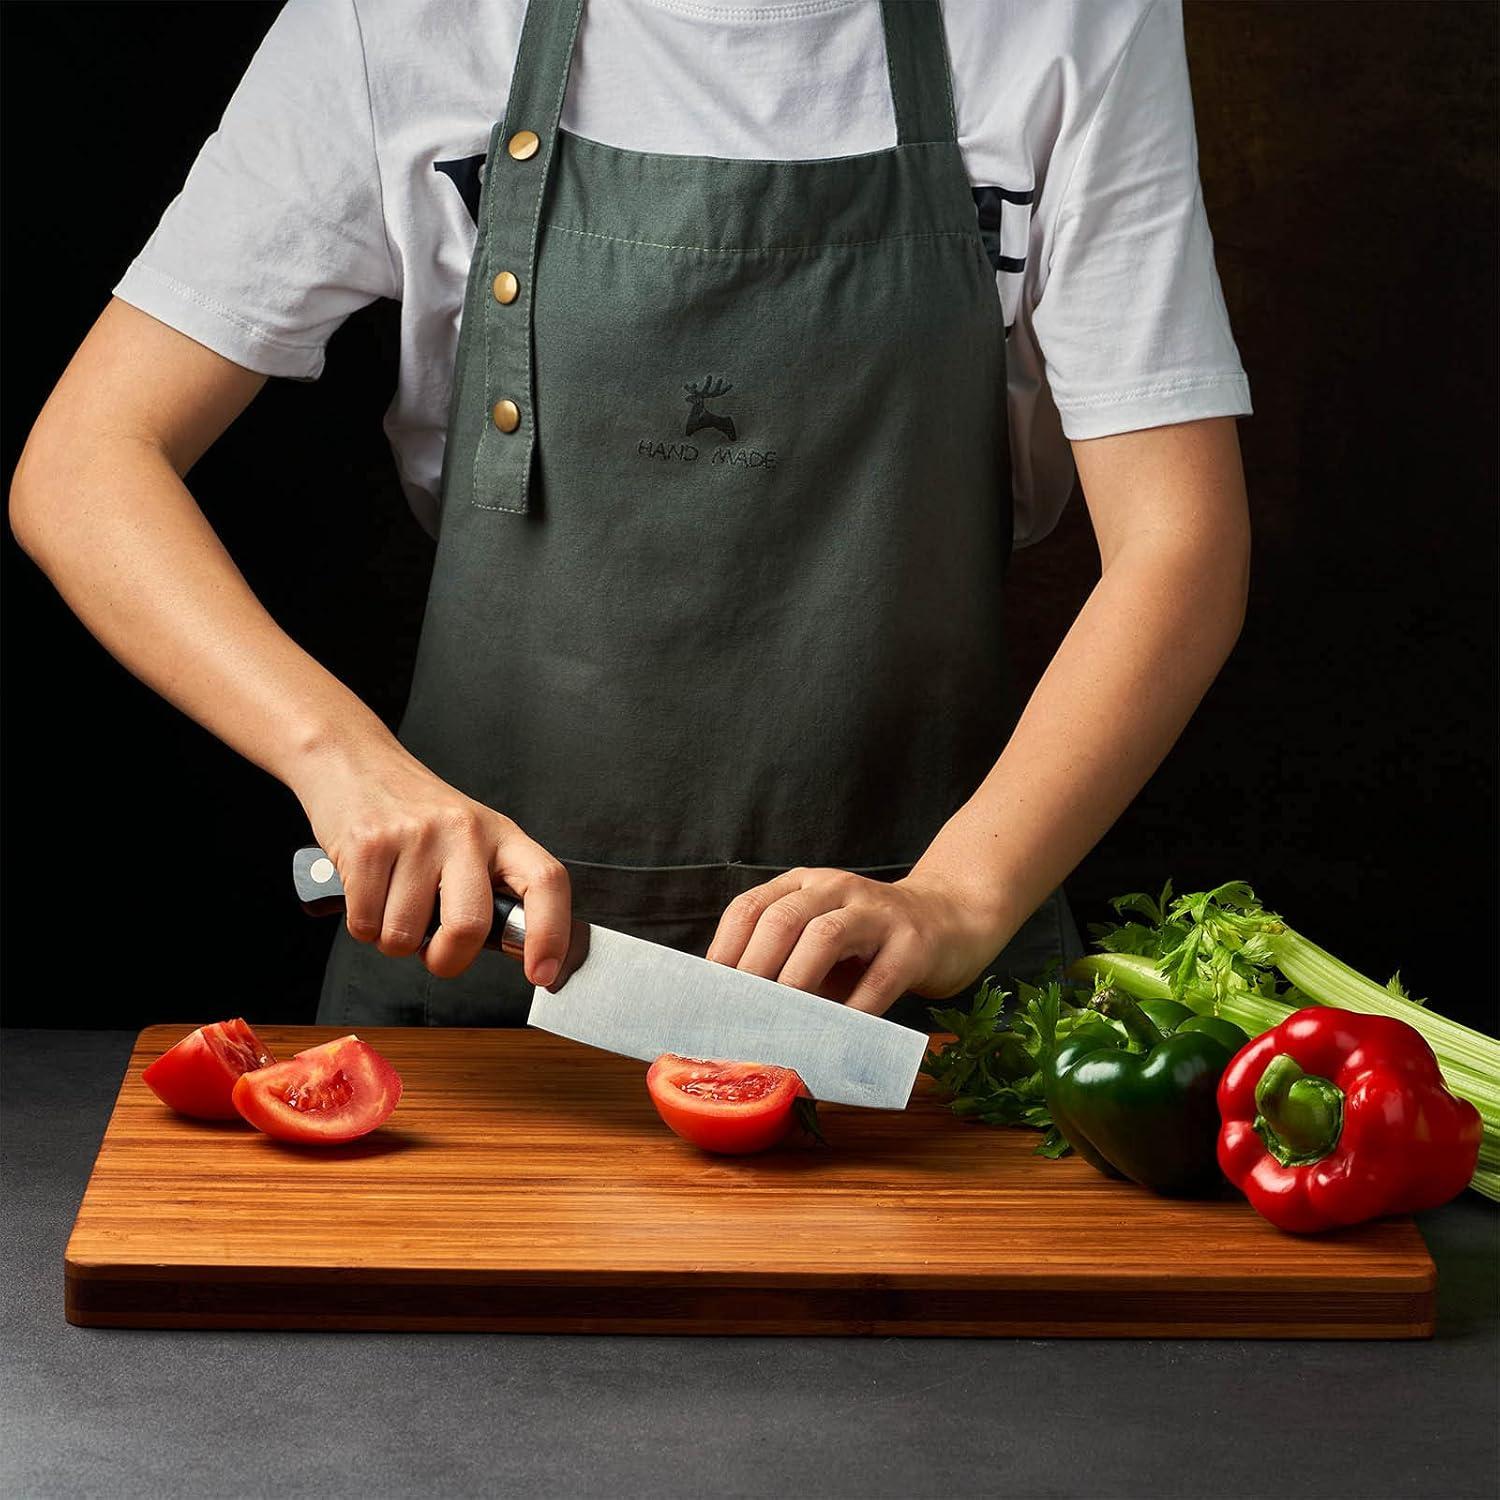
318,0,1082,1030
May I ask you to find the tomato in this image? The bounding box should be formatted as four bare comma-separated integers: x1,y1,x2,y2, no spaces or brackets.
141,1018,276,1119
645,1054,806,1155
231,1035,402,1144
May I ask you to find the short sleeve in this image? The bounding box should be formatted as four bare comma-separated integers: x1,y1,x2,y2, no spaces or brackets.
112,0,398,381
1031,0,1251,439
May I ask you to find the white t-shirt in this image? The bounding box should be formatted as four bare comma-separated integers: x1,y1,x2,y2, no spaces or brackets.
113,0,1251,548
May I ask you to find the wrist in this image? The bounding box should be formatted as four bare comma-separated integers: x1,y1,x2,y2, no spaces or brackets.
898,859,1016,959
273,701,404,798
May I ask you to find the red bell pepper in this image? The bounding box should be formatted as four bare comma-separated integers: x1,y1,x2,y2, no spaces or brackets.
1218,1006,1481,1233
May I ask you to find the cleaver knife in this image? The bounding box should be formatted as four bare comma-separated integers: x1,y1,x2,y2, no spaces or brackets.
292,846,927,1108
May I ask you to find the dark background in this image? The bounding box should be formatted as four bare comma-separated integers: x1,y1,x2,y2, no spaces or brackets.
2,2,1495,1031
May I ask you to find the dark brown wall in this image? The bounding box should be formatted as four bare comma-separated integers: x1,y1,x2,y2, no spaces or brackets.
2,2,1496,1028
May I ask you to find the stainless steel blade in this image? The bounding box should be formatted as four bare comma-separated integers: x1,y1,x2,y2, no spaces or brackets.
526,921,928,1109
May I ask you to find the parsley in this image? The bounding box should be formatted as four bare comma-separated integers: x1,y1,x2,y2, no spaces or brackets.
921,976,1092,1157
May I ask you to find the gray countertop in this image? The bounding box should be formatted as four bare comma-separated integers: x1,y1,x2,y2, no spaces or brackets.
3,1028,1496,1500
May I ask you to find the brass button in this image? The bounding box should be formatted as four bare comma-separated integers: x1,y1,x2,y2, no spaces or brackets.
492,270,519,305
491,399,521,434
507,130,540,161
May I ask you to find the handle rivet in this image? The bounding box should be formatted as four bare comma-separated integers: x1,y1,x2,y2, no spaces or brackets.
309,857,336,885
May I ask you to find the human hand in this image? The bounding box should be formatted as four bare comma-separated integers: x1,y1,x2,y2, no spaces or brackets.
292,736,571,986
705,867,1005,1015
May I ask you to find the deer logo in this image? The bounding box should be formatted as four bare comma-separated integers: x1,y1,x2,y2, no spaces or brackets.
684,376,737,443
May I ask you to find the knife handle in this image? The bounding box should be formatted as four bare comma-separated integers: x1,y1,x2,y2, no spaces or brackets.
291,846,526,959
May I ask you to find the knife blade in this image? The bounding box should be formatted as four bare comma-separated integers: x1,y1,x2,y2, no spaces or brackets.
292,847,927,1109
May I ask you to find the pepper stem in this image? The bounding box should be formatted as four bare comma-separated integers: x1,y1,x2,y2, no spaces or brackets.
1090,988,1166,1051
1253,1053,1345,1167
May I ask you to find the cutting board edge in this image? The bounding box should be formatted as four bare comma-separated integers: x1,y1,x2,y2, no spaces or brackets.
61,1252,1437,1295
65,1315,1437,1339
63,1270,1436,1339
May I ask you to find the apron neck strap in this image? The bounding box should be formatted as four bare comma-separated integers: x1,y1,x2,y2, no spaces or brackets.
880,0,959,146
499,0,586,169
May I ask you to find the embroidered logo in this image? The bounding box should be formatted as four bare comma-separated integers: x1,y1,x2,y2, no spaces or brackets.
684,376,737,442
635,374,777,470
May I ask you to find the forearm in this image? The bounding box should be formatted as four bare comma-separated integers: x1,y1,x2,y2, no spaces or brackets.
10,300,574,985
10,431,398,790
910,533,1248,946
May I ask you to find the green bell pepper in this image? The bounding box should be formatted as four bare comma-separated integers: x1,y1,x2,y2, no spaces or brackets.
1043,989,1249,1197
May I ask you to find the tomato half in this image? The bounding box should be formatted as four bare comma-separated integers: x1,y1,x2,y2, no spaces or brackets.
646,1054,806,1155
231,1035,402,1144
142,1018,276,1119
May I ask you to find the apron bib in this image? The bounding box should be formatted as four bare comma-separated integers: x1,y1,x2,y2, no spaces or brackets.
319,0,1082,1028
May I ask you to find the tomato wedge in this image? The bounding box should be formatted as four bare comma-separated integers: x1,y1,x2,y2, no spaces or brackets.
646,1054,806,1155
142,1018,277,1119
231,1035,402,1144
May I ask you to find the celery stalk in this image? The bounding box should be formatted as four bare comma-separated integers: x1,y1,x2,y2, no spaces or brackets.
1270,927,1498,1067
1070,953,1173,1001
1070,952,1294,1037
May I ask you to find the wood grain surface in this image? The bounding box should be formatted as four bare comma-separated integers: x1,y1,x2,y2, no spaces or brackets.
65,1026,1436,1336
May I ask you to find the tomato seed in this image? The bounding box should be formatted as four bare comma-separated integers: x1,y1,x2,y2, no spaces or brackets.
280,1068,356,1113
676,1074,779,1103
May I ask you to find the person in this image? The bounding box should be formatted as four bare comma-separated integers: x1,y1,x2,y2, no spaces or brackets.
8,0,1251,1030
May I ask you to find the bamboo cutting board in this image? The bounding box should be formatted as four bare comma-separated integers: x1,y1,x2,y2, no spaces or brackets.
65,1025,1435,1336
